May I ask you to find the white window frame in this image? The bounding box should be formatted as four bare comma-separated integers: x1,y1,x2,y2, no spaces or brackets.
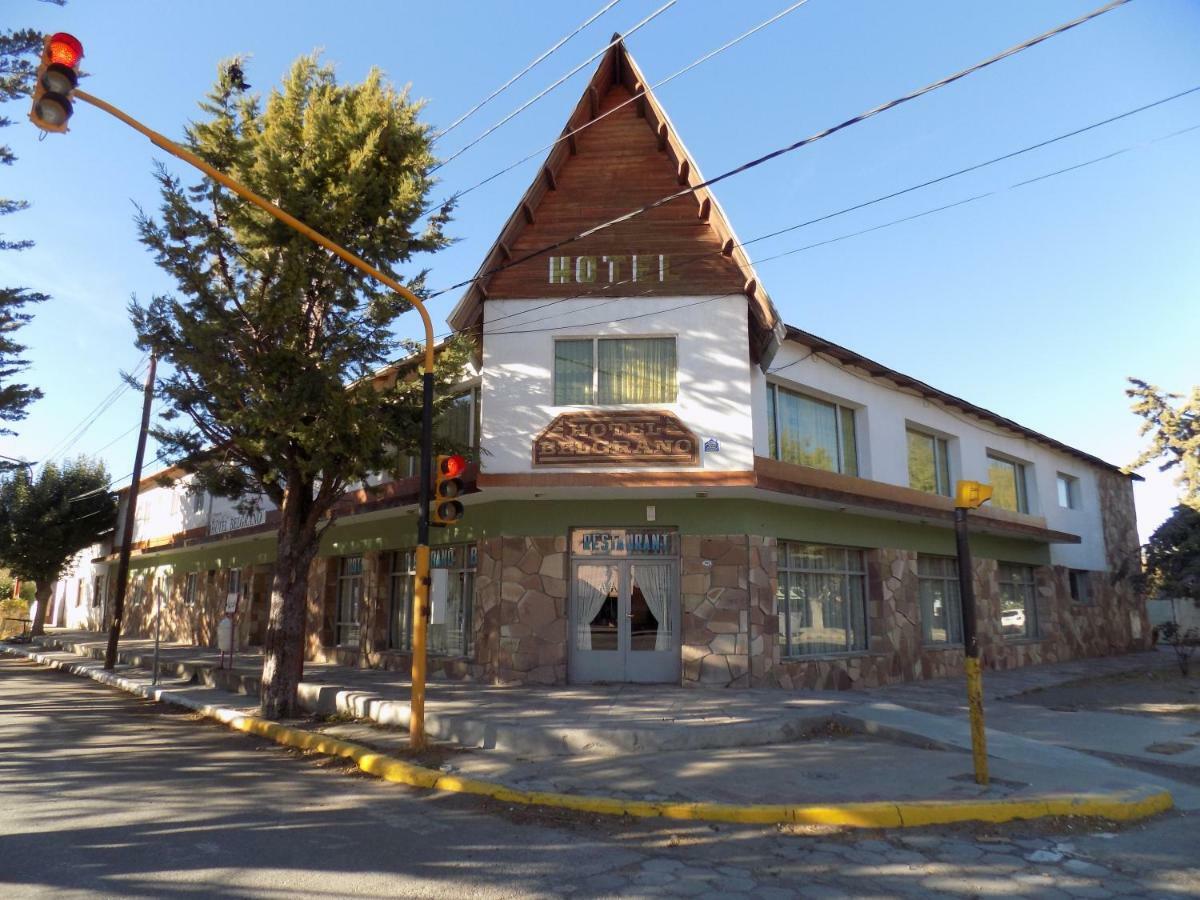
184,572,198,607
552,335,679,407
1057,473,1081,510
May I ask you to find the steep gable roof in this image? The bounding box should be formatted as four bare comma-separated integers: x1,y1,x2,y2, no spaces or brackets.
448,38,783,362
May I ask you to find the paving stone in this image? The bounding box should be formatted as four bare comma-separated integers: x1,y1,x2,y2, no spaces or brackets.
641,858,685,873
1061,858,1109,878
633,871,679,886
1026,849,1065,864
935,842,985,862
1059,884,1114,899
713,877,758,892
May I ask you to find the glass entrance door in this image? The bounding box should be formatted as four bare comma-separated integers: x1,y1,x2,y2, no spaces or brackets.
569,559,679,683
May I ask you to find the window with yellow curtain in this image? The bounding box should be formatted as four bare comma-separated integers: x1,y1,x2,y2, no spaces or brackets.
554,337,677,405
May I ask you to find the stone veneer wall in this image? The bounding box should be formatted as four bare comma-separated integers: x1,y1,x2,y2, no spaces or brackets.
474,536,569,684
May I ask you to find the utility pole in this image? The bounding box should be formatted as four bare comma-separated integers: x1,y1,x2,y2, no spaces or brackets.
953,479,994,786
104,354,157,671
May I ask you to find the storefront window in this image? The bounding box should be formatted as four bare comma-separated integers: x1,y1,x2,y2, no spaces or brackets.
776,543,868,656
335,556,363,646
999,563,1038,639
388,544,476,657
917,555,962,644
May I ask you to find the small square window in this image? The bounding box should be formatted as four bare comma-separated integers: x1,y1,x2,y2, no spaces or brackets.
1057,474,1081,510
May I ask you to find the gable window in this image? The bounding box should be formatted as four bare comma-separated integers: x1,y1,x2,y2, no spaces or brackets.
999,562,1038,639
907,429,951,496
767,384,858,476
987,453,1029,514
918,555,963,644
554,337,677,406
776,543,868,656
1057,473,1080,510
190,487,206,514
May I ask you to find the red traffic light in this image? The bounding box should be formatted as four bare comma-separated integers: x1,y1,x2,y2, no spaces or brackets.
439,454,467,479
47,33,83,68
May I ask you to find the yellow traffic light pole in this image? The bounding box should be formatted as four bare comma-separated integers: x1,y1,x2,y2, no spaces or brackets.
69,88,438,749
954,479,994,786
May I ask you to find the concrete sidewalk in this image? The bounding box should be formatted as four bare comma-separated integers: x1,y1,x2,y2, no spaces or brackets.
5,642,1187,823
28,628,1200,806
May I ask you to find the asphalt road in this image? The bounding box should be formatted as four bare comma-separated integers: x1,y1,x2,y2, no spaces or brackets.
1,655,1197,899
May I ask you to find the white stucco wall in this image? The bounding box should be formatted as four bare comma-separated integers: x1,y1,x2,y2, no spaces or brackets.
759,341,1112,571
481,295,754,474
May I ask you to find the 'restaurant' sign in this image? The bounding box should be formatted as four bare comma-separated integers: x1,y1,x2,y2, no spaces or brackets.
533,411,699,467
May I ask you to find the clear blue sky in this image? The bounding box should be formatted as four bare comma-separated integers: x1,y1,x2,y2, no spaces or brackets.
3,0,1197,541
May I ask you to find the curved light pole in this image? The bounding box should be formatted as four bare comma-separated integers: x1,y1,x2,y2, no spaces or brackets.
65,86,439,749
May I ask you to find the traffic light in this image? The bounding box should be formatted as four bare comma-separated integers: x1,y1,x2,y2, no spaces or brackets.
955,480,994,510
430,454,466,526
30,32,84,133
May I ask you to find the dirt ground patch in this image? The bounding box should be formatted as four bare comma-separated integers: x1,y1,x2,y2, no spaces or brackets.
1017,667,1200,720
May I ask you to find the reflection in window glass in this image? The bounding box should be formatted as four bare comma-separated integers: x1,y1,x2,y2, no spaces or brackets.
336,556,363,646
389,545,476,657
999,562,1038,639
769,385,857,476
987,454,1029,513
776,543,868,656
918,556,962,644
907,430,951,496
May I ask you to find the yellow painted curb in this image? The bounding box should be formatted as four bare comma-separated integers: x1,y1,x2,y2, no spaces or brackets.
206,706,1174,829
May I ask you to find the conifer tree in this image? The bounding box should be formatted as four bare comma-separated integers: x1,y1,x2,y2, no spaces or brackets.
0,8,64,447
132,56,466,718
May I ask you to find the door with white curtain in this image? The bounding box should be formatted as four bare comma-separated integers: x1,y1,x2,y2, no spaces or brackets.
569,558,679,683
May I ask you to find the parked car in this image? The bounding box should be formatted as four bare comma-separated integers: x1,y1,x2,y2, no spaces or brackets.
1001,608,1026,632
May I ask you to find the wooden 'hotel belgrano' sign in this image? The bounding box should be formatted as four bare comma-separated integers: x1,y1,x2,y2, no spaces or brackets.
534,411,699,466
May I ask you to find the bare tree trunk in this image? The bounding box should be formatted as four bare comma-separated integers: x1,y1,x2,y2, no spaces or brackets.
30,581,52,637
260,485,320,719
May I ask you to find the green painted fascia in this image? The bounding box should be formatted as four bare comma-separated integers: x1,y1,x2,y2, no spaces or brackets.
122,496,1051,571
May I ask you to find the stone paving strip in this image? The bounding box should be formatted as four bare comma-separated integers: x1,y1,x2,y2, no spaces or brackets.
3,642,1175,831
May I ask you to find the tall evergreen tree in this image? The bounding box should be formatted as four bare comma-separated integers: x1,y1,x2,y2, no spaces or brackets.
0,5,64,449
0,456,116,635
132,56,466,718
1127,379,1200,511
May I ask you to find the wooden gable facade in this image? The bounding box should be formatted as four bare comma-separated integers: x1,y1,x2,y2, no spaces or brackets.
448,39,783,364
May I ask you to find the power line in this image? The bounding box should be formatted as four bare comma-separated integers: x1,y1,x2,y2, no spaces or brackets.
68,449,169,504
432,0,625,143
39,356,150,465
463,83,1199,336
427,0,1133,301
429,0,678,174
483,118,1198,338
438,0,814,206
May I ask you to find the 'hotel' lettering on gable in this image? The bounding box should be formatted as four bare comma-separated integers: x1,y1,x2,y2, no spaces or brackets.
549,254,678,285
